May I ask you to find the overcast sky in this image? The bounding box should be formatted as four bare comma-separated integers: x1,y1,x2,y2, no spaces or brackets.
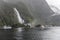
46,0,60,9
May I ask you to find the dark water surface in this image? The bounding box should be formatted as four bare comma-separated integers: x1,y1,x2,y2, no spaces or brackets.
0,27,60,40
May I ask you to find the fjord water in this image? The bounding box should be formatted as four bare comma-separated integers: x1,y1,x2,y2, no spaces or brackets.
0,27,60,40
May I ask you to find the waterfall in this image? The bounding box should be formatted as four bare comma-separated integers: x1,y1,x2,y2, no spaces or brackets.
13,8,24,24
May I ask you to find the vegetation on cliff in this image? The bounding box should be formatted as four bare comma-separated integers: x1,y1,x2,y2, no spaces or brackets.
0,2,33,27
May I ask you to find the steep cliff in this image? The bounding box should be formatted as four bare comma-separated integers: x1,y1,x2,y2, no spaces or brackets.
0,0,55,26
0,2,33,26
23,0,54,26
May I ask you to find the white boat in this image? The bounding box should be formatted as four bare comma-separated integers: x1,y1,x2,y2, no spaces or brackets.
41,25,45,29
3,25,12,29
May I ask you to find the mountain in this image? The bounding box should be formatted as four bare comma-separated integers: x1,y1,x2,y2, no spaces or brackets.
0,2,33,26
0,0,56,27
23,0,54,26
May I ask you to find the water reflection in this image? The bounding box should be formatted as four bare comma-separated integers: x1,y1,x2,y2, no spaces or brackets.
0,27,60,40
0,29,14,40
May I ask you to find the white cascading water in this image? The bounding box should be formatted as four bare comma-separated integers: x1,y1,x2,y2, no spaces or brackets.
13,8,24,24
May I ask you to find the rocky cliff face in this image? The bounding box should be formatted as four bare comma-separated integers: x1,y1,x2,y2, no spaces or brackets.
0,4,18,26
23,0,54,26
0,0,54,26
0,2,33,26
